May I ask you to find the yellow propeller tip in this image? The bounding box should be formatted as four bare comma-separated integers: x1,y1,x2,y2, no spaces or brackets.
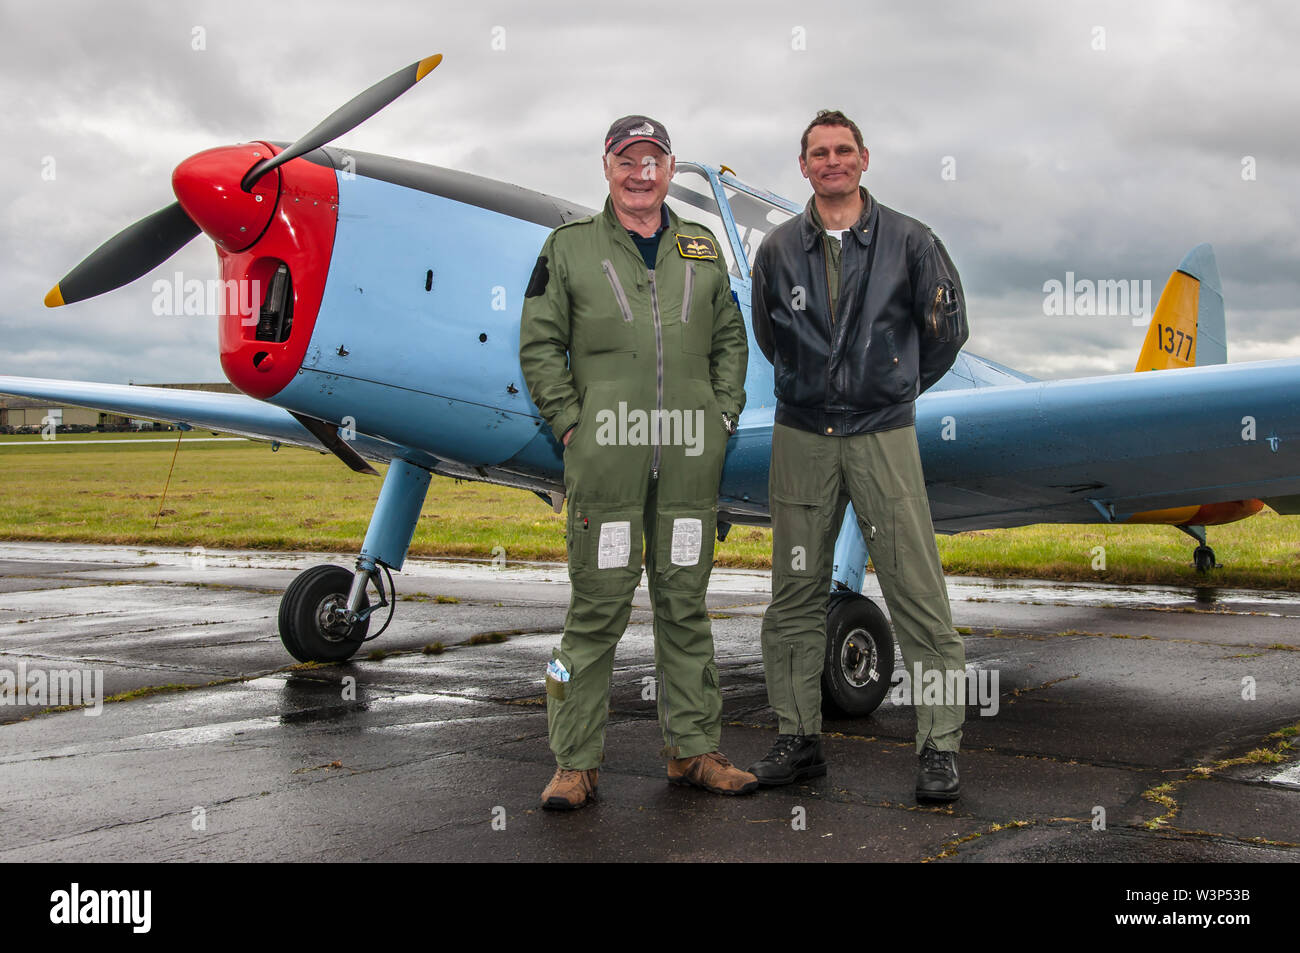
44,285,65,308
415,54,443,81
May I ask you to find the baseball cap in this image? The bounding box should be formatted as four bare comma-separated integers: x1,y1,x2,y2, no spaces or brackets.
604,115,671,155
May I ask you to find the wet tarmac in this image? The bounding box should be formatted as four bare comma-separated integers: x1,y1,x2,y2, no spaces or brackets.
1,542,1297,862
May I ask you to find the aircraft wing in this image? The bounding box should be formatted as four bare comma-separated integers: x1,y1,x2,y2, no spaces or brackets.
0,375,400,464
7,356,1299,534
915,357,1300,531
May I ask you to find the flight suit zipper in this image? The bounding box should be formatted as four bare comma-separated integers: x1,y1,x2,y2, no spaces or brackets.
659,665,674,752
789,646,804,735
680,263,695,324
648,269,664,480
601,260,636,323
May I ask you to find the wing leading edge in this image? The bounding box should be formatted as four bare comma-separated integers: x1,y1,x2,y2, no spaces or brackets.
0,376,402,463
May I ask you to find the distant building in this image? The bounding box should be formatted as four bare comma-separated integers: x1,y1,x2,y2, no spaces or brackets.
0,398,113,429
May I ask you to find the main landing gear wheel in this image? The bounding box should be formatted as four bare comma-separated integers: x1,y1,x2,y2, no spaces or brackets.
821,590,895,718
1193,545,1218,574
278,564,371,663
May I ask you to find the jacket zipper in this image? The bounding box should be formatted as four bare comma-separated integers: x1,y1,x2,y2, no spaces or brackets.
821,234,836,433
929,284,945,337
601,259,635,323
822,235,837,328
680,262,695,324
648,269,664,480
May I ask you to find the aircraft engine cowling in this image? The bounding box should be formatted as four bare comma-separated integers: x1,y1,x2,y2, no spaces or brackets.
172,141,339,400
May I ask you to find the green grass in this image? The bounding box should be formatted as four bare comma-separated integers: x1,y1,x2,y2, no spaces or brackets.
1,437,1297,589
935,515,1300,590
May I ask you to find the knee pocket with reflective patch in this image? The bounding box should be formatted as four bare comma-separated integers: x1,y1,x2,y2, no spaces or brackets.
567,504,644,597
650,505,716,590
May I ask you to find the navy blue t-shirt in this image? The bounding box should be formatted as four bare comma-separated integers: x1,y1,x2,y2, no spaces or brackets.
628,205,669,270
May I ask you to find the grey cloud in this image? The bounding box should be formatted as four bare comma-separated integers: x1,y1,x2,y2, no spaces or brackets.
2,0,1297,386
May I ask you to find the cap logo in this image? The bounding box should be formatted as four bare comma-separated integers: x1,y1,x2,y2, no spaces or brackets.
629,122,655,136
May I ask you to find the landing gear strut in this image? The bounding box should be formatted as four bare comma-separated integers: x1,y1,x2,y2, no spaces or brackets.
277,458,431,662
1179,524,1219,574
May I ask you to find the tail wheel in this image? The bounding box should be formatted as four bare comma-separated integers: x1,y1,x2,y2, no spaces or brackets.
1193,545,1217,573
278,564,370,663
821,591,895,718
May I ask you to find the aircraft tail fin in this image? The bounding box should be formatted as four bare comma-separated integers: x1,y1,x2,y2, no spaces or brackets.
1135,243,1227,371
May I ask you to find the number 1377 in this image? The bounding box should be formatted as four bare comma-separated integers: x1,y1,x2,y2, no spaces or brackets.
1158,323,1193,360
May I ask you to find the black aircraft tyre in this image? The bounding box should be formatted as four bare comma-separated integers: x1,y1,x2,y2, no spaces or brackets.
821,591,895,718
279,564,370,663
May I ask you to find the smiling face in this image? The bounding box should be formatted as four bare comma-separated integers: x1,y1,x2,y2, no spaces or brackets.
799,124,869,201
604,141,675,222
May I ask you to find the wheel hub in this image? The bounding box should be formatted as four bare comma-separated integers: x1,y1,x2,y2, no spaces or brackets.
315,594,355,642
839,626,879,688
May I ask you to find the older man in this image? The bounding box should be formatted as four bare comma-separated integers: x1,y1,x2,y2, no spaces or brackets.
749,110,970,801
519,115,753,810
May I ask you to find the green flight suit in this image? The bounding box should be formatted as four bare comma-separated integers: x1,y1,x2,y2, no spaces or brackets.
519,197,748,769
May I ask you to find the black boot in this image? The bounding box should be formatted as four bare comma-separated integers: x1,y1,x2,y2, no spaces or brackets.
748,734,827,786
916,746,960,802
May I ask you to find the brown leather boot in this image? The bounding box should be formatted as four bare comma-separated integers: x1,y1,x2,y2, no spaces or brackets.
541,766,599,810
667,751,759,795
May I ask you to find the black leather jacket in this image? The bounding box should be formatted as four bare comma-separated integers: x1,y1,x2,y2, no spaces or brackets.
751,191,968,436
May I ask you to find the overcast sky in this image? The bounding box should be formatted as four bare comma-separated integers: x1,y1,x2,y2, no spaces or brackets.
3,0,1297,384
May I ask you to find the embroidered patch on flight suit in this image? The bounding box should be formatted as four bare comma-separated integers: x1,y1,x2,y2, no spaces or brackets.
524,255,550,297
597,521,631,569
675,235,718,260
670,517,703,566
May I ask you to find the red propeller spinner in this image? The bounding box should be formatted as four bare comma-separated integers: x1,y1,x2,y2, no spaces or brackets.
42,53,442,400
171,144,280,252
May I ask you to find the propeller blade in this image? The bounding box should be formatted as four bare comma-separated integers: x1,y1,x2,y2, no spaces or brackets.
240,53,442,192
45,202,201,307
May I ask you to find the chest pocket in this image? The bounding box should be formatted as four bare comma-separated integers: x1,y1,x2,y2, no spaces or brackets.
679,262,713,356
573,259,636,356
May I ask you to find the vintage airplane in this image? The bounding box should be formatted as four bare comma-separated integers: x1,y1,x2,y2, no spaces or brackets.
5,56,1299,717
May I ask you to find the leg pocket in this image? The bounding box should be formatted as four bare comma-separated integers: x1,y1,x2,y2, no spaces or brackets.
891,496,944,596
568,504,644,597
546,647,575,701
770,491,834,580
